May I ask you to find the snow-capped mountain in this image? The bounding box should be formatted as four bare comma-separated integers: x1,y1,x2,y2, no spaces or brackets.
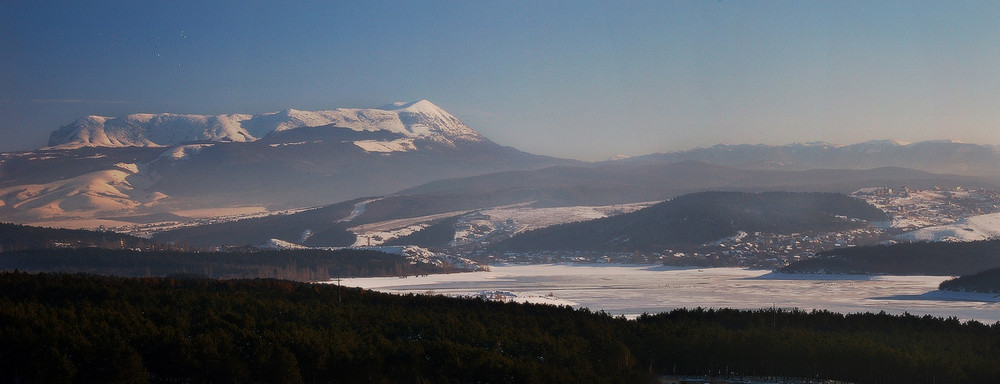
1,101,573,225
47,100,484,149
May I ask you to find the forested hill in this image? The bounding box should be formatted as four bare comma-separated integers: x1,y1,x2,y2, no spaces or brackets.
2,272,998,383
494,191,887,252
780,240,1000,276
0,222,157,251
940,267,1000,293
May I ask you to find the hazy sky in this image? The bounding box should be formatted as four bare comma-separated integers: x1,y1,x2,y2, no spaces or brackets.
2,1,999,160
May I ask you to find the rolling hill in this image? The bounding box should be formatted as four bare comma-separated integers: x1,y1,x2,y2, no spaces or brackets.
490,191,887,252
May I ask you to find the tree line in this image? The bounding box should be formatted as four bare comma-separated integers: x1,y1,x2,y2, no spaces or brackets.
940,267,1000,293
2,272,998,383
0,222,162,252
0,248,456,281
781,239,1000,276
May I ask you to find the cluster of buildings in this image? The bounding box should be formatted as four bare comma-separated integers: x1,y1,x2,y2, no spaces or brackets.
480,250,655,265
662,228,886,269
476,226,885,269
853,187,1000,232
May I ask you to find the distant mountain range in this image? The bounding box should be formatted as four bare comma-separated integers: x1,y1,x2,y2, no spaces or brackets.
2,99,999,228
627,139,1000,176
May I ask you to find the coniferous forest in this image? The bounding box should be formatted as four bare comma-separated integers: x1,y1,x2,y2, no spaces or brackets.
0,248,454,281
780,240,1000,276
2,272,999,384
939,266,1000,293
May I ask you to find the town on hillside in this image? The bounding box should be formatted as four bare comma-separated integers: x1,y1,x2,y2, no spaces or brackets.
478,187,1000,269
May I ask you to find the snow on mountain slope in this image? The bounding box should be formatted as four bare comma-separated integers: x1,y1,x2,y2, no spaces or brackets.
48,114,255,148
48,100,484,149
0,163,164,219
353,138,417,153
896,212,1000,242
160,144,215,160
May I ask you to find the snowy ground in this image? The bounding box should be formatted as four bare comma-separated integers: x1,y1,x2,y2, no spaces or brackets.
337,264,1000,323
480,202,655,234
346,202,656,247
897,211,1000,242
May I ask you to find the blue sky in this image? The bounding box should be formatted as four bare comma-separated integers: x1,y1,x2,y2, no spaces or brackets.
2,1,999,160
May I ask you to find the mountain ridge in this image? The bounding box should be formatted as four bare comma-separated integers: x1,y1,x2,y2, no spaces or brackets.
623,139,1000,176
47,100,484,149
2,101,576,224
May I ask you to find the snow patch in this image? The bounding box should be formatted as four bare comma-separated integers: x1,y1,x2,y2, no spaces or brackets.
337,198,380,223
268,141,313,148
113,162,139,174
160,144,214,160
353,138,417,153
351,224,428,247
348,209,468,246
261,238,310,250
480,202,656,234
897,211,1000,242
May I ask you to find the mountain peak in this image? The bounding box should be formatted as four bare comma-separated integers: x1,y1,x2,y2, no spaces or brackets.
379,99,436,109
46,100,485,149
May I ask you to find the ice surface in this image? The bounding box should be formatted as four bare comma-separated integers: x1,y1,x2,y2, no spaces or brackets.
338,264,1000,323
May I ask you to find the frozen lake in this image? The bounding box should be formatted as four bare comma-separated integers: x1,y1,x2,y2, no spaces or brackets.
338,264,1000,323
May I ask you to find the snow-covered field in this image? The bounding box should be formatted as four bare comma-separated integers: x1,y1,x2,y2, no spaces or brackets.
338,264,1000,323
897,211,1000,242
480,202,655,234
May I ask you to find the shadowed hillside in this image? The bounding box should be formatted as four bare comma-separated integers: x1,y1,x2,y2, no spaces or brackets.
494,191,887,252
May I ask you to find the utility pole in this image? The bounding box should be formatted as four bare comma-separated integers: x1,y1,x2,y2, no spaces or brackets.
336,277,342,303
